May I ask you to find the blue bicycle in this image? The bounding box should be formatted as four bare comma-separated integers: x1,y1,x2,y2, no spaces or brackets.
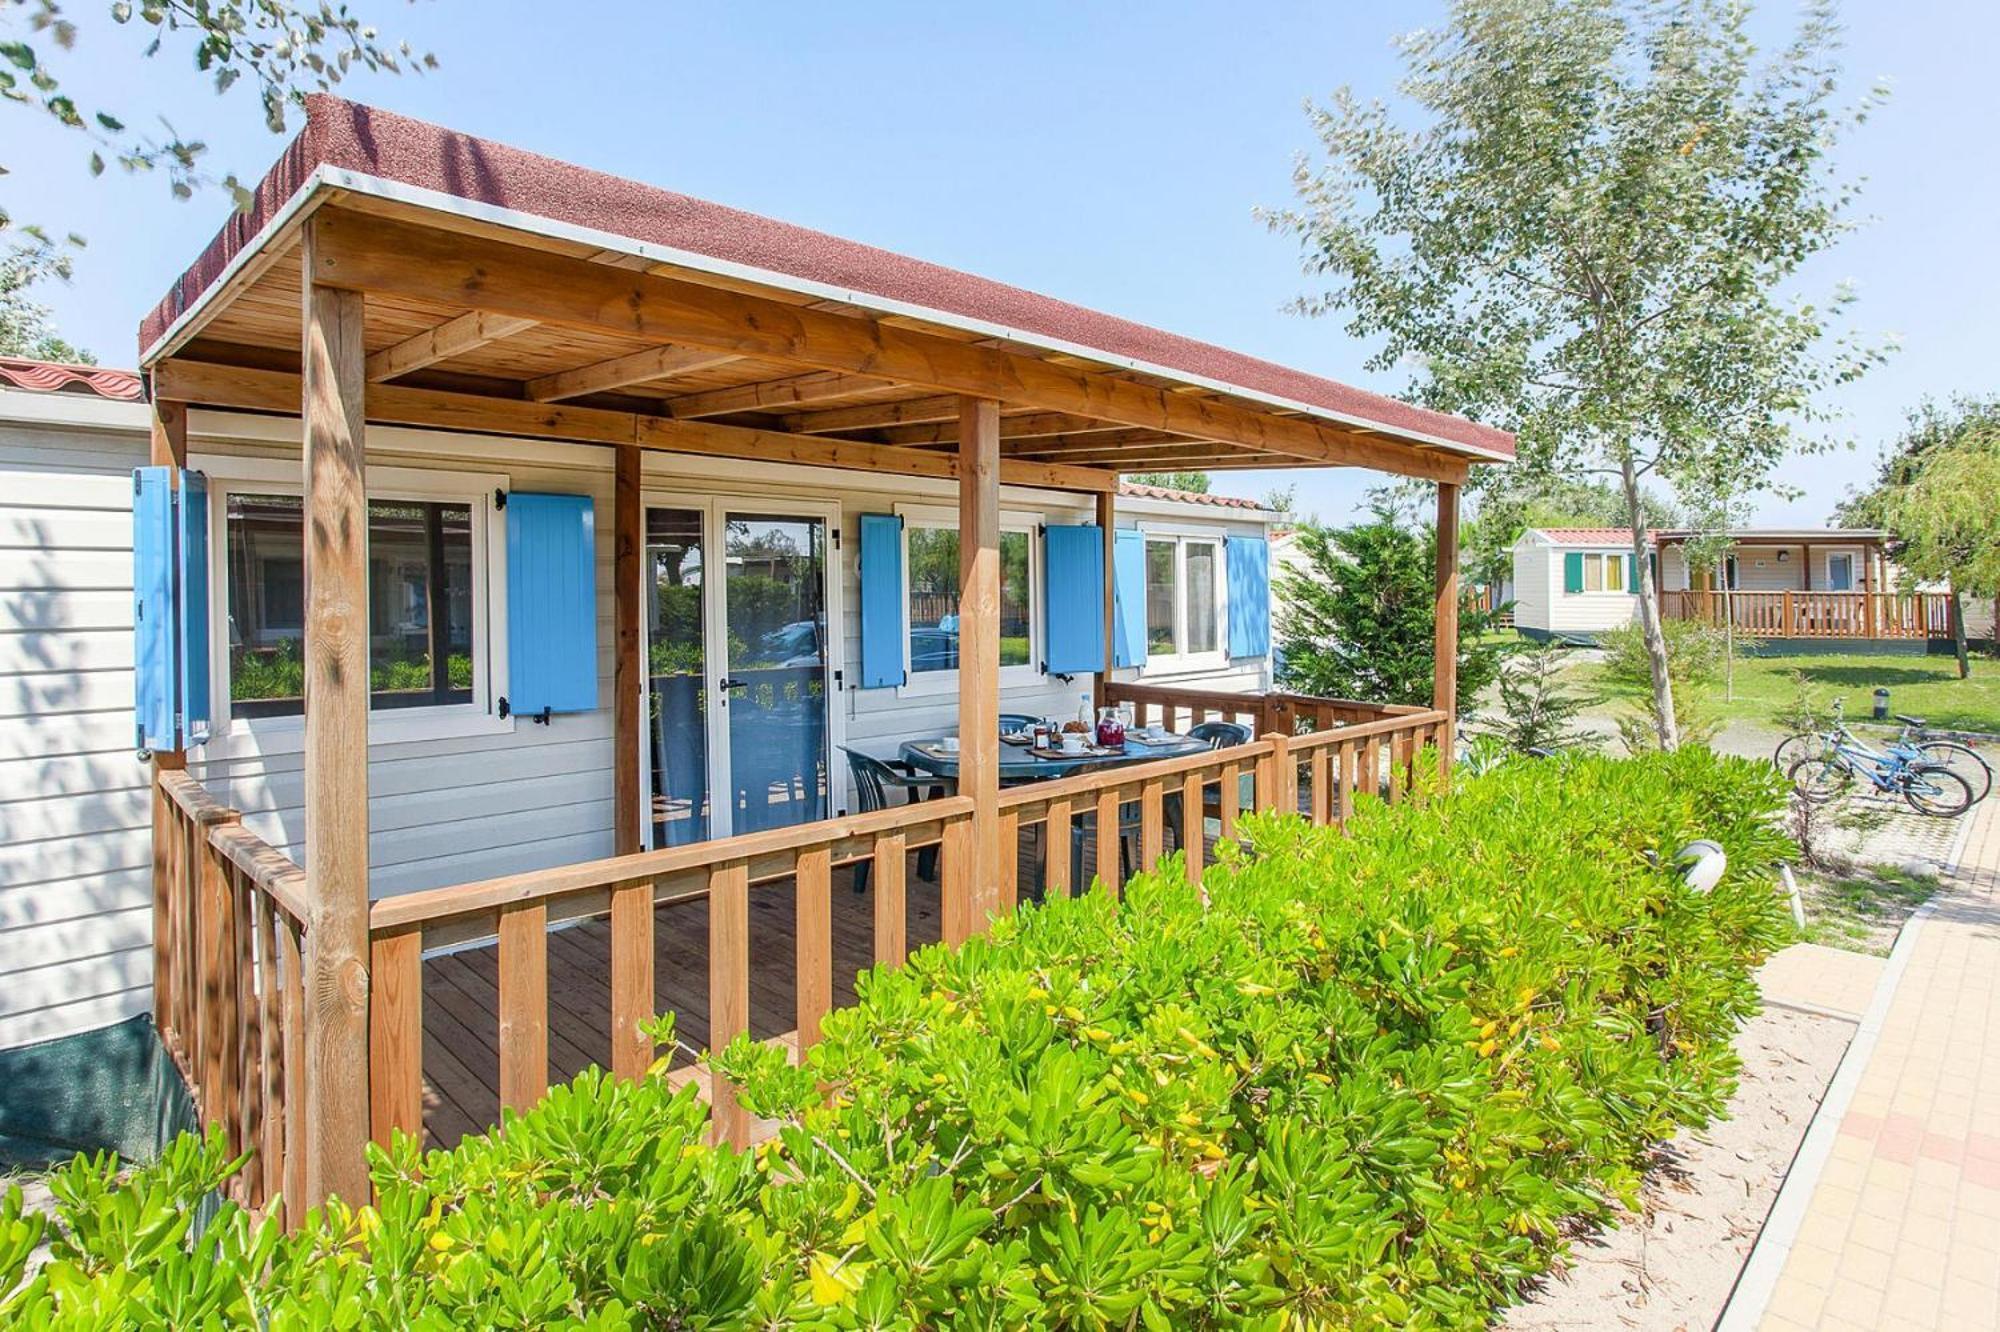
1785,699,1975,818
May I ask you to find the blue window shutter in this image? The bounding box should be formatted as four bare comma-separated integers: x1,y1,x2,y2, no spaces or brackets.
858,514,905,687
1042,525,1105,675
1227,535,1271,659
1112,529,1147,669
1563,551,1584,593
177,471,212,745
505,493,597,717
133,467,177,750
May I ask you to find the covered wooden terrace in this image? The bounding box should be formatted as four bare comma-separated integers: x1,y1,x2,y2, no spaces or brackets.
137,96,1511,1219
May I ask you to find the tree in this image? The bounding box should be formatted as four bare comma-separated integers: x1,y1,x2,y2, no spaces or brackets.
2,0,434,355
1875,417,2000,679
0,243,92,360
1126,470,1210,494
1275,505,1504,709
1265,0,1881,749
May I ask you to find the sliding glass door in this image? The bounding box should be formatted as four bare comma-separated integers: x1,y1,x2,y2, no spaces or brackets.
642,499,839,848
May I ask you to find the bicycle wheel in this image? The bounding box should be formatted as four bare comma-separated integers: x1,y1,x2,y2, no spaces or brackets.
1902,764,1975,818
1773,731,1819,772
1787,754,1854,803
1916,741,1993,804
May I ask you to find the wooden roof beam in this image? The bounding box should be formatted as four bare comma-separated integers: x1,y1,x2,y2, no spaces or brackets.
868,412,1126,448
660,370,896,419
782,394,963,434
364,310,538,382
305,208,1473,484
152,358,1115,494
526,343,744,403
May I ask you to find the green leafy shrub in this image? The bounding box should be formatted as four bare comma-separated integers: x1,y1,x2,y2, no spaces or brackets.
3,750,1793,1329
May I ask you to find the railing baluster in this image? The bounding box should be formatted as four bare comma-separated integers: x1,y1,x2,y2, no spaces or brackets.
1336,741,1356,828
497,902,549,1113
1095,789,1121,892
997,811,1019,915
1219,761,1240,839
369,927,425,1149
235,871,262,1208
708,859,752,1147
1310,746,1330,825
941,818,974,943
199,818,242,1150
1180,770,1204,882
871,832,906,967
795,847,831,1049
279,919,305,1228
609,878,656,1079
1388,731,1408,804
1045,800,1072,896
1139,779,1163,871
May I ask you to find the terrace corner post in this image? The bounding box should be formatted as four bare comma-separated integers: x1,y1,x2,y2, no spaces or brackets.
1095,489,1116,710
299,218,373,1209
1433,481,1460,785
147,395,188,1034
951,396,1003,944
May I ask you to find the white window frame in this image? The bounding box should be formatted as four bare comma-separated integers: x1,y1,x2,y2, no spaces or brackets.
1136,524,1230,677
895,501,1043,698
194,454,514,757
1572,551,1626,595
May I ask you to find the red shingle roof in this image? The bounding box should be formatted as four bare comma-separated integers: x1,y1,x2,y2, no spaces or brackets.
1534,527,1656,546
140,96,1513,462
1117,482,1263,511
0,357,144,402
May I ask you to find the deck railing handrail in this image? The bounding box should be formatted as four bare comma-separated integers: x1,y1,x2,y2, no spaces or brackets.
1659,588,1953,639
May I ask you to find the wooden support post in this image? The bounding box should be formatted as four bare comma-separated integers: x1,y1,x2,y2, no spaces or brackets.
1863,544,1879,639
368,928,424,1148
1434,481,1460,787
147,397,188,1035
951,397,1002,945
299,222,372,1209
1095,489,1117,707
609,879,656,1079
613,446,643,856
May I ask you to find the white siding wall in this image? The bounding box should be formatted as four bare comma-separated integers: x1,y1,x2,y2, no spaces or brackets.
1510,537,1553,633
0,397,153,1047
0,396,1272,1046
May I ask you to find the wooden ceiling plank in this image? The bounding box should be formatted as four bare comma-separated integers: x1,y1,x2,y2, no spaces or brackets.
364,310,538,382
153,359,1113,493
526,343,745,403
782,394,963,434
662,370,896,419
303,208,1471,485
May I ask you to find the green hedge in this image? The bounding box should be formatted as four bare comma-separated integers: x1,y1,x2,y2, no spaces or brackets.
1,749,1794,1329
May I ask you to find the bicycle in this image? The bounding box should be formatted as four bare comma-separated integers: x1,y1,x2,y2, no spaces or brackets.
1775,708,1992,805
1784,699,1976,817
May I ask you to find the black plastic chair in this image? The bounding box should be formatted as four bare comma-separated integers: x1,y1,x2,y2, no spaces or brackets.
1176,720,1255,837
842,747,940,890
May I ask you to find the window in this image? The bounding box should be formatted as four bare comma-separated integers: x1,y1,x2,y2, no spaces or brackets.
904,518,1033,679
224,492,476,718
1139,530,1226,669
1577,553,1624,593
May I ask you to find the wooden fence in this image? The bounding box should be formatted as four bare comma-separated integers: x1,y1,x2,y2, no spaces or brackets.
1659,589,1954,640
152,769,312,1226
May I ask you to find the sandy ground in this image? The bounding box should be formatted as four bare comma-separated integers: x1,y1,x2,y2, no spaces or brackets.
1500,1005,1854,1332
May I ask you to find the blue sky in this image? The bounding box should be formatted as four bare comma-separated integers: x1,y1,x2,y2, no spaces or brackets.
10,1,1996,525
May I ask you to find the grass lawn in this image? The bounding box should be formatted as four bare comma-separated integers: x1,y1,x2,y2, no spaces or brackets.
1797,864,1939,956
1570,650,2000,735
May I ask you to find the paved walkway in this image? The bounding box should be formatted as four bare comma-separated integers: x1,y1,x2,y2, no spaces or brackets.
1729,796,2000,1331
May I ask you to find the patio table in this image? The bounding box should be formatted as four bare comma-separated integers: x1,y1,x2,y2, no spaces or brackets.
898,729,1213,783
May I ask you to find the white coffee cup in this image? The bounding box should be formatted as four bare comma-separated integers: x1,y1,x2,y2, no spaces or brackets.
1060,731,1086,754
938,736,960,754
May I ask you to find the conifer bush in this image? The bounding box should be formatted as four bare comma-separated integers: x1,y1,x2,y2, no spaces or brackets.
2,748,1794,1329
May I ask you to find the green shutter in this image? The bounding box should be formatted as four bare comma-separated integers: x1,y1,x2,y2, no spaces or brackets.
1563,551,1584,593
1627,553,1638,594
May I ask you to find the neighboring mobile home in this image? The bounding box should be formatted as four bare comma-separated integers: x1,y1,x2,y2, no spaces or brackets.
1511,526,1994,651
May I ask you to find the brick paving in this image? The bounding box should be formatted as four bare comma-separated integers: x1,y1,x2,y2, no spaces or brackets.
1732,795,2000,1331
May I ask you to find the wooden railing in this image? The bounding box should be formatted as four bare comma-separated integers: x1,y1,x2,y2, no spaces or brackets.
1660,589,1954,639
364,793,979,1149
152,768,312,1225
157,687,1449,1214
